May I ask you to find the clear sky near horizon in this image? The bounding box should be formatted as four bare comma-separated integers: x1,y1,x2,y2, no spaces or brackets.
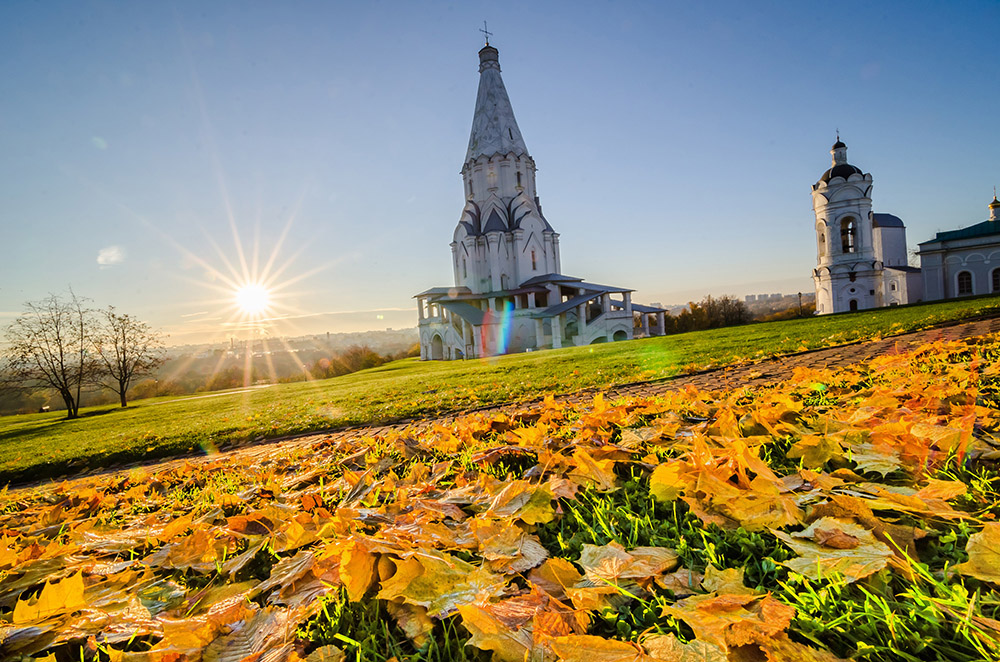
2,1,999,345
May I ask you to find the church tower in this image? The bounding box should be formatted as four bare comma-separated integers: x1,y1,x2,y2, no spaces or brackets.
811,138,882,314
451,44,560,294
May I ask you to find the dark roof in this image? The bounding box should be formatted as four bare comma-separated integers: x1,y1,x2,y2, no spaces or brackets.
920,220,1000,244
884,265,921,273
574,281,633,294
533,293,594,318
440,301,485,326
820,163,864,183
872,213,905,228
832,140,846,149
414,286,471,298
619,302,667,314
519,273,583,287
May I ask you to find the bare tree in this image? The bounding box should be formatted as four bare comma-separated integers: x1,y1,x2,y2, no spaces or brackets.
94,307,165,407
4,291,98,419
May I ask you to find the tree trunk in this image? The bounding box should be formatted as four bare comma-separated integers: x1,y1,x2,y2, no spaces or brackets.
61,390,78,419
119,378,129,407
120,391,128,407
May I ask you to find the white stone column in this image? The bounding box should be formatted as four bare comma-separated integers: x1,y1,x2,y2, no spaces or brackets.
656,312,666,335
534,318,544,347
641,314,649,336
624,292,632,317
552,315,562,349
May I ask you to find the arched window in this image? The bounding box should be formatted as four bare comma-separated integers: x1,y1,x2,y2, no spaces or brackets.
516,171,523,188
849,299,858,312
958,271,973,296
840,217,856,253
992,268,1000,293
462,258,467,279
468,180,474,198
531,249,537,270
818,232,826,257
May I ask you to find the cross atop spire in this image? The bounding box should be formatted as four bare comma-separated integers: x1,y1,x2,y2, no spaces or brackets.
480,21,492,46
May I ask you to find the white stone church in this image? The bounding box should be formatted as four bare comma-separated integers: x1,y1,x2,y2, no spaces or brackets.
811,137,1000,314
811,138,923,314
415,44,666,360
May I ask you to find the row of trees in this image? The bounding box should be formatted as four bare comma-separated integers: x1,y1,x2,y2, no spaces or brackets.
3,291,164,418
658,295,754,334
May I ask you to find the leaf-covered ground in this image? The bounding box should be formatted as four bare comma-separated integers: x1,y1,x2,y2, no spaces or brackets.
3,335,1000,661
5,296,1000,487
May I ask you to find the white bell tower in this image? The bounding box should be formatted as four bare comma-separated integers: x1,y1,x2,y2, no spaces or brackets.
811,138,883,314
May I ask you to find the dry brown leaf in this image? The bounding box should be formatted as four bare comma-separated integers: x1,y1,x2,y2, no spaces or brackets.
772,517,893,582
952,522,1000,584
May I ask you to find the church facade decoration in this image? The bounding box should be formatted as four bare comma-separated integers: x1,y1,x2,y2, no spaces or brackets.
415,44,666,360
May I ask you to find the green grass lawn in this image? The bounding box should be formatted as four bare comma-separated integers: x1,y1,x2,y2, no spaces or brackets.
3,295,1000,486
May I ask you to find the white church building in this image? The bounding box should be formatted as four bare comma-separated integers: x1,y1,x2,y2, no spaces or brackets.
811,138,922,314
917,195,1000,300
415,43,666,360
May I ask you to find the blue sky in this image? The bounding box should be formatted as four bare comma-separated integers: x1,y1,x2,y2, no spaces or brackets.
2,1,998,344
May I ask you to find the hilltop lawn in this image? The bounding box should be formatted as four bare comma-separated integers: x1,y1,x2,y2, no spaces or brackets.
2,295,1000,485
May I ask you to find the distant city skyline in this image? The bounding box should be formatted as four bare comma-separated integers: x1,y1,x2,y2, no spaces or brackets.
2,1,998,344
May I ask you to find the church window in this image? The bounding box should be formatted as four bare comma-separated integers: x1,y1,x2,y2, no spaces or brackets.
958,271,973,295
849,299,858,312
531,249,537,270
462,259,467,279
890,283,896,291
849,272,856,282
840,217,857,253
468,180,474,198
992,268,1000,293
819,232,826,257
517,171,523,187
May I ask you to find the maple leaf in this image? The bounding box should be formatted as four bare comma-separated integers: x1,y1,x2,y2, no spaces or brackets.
787,435,843,468
529,557,584,601
549,634,659,662
952,522,1000,584
848,443,903,476
578,542,678,585
756,633,850,661
13,572,87,624
641,634,727,661
474,521,549,574
376,551,506,618
772,517,893,582
569,449,618,491
386,601,435,646
662,592,795,651
458,604,538,662
655,567,704,596
700,566,756,596
338,538,377,600
302,645,346,662
649,462,686,501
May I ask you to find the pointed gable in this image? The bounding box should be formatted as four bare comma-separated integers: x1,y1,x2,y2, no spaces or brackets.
482,208,507,233
465,45,529,163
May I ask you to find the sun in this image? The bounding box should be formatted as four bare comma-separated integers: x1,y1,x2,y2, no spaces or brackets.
234,282,271,316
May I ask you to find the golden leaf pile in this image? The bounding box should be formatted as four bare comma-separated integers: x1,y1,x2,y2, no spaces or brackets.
1,337,1000,660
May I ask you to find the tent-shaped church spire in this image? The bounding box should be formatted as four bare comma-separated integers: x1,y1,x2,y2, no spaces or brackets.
465,43,529,164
